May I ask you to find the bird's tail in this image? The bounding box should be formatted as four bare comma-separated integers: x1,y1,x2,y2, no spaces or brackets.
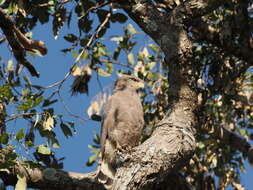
97,159,115,189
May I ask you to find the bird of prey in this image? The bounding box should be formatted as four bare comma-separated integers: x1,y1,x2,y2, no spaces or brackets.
97,75,144,189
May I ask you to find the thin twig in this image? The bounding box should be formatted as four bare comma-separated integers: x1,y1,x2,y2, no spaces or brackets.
44,71,71,89
38,0,72,7
79,1,110,20
56,90,89,122
87,10,112,47
100,59,134,70
75,7,112,62
29,71,71,90
5,113,36,123
56,75,89,122
59,0,72,5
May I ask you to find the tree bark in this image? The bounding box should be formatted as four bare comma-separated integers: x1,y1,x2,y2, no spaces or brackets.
0,166,103,190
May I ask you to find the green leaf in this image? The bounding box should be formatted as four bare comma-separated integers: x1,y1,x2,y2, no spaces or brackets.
113,47,121,60
37,145,51,155
97,45,107,57
93,133,100,145
0,0,6,5
80,50,89,60
64,34,78,43
0,133,9,144
16,129,24,141
0,84,13,100
71,50,78,58
106,63,113,74
52,7,66,39
97,68,111,77
111,13,128,23
15,174,27,190
239,128,247,137
147,61,156,70
111,36,123,43
78,17,92,33
53,142,60,148
97,28,108,38
17,98,33,112
25,141,33,147
31,6,50,24
138,51,144,61
196,142,205,149
8,2,18,14
88,144,99,149
68,122,75,128
60,122,72,138
33,96,43,107
42,99,58,107
97,9,109,23
148,44,160,53
50,137,60,148
86,154,98,166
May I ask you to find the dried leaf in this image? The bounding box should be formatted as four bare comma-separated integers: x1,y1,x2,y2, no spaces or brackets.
142,47,149,58
87,101,100,117
15,174,27,190
87,103,93,118
97,68,111,77
71,65,92,95
43,116,54,131
7,59,14,72
71,66,82,77
134,61,145,75
127,24,137,35
127,53,135,65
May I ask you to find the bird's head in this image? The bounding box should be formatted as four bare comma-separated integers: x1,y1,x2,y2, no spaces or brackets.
114,75,144,92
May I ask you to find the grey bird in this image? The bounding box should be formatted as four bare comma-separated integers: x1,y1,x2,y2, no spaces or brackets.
97,75,144,189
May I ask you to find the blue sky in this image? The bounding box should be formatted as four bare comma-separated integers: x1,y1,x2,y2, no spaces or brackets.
0,10,253,189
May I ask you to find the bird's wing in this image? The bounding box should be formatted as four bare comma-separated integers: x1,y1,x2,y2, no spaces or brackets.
100,95,117,158
97,94,119,187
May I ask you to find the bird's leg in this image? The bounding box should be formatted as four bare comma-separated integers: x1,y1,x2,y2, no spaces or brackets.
116,143,131,154
115,144,131,166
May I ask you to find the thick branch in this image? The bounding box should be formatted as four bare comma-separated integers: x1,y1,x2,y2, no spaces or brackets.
120,0,192,61
0,162,195,190
113,103,197,189
0,8,47,56
0,165,105,190
0,8,47,77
